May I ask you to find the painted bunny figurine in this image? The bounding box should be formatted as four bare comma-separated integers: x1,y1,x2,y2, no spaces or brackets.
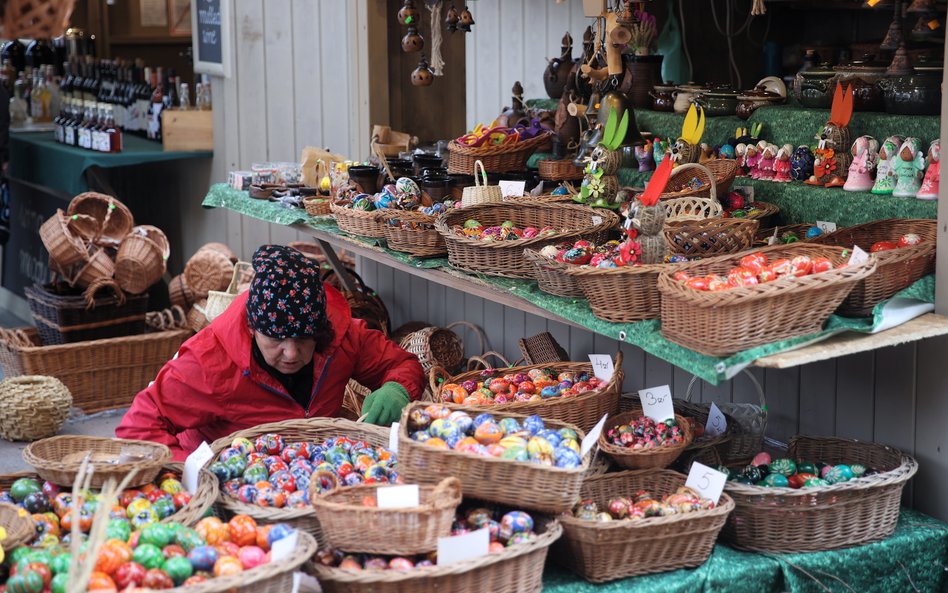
843,135,879,192
806,83,854,187
871,135,904,195
670,104,706,166
892,137,926,198
773,144,793,182
917,139,940,200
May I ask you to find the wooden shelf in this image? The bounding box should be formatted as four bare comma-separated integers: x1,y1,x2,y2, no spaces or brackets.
108,35,192,45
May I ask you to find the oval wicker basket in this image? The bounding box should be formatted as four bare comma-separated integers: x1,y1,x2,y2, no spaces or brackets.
40,209,95,269
22,435,172,489
730,200,779,223
115,230,168,295
554,469,734,583
188,299,210,332
657,243,877,356
598,408,695,470
522,248,584,298
198,242,239,263
663,217,760,258
813,218,937,317
564,259,689,323
660,160,738,200
379,209,447,258
538,158,585,181
0,375,72,441
331,200,386,238
207,418,390,547
447,132,553,174
427,353,623,433
434,203,618,278
0,502,33,551
399,326,464,372
722,436,917,553
311,476,462,555
66,192,135,246
185,248,234,299
70,246,115,290
304,196,332,217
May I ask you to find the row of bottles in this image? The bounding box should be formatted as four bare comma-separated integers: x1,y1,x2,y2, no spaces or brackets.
53,98,122,153
8,65,59,125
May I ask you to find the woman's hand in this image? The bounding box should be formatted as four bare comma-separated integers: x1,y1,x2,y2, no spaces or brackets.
362,382,410,426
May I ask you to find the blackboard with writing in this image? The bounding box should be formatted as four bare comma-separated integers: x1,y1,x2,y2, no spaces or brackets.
1,180,65,297
192,0,229,76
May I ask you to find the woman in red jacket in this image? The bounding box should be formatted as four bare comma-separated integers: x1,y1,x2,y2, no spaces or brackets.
116,244,425,460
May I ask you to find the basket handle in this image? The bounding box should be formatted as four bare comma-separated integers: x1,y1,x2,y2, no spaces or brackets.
429,365,452,394
0,327,35,348
684,368,767,410
610,350,624,384
431,476,462,503
446,321,487,357
474,160,488,188
226,261,253,295
313,469,341,494
83,278,126,309
467,350,513,371
670,162,718,202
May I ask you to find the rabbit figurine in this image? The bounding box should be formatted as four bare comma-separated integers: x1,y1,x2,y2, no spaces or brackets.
843,135,880,192
670,104,706,166
625,155,674,265
773,144,793,182
635,140,656,172
917,139,940,200
577,107,629,209
806,83,854,188
892,137,926,198
871,135,904,195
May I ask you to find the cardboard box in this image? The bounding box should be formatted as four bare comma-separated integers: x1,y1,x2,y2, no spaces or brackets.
161,109,213,152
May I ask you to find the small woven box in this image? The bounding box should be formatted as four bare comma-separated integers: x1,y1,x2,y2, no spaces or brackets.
0,375,72,442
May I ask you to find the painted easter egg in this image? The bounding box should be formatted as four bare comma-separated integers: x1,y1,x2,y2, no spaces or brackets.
768,458,797,477
498,511,534,542
132,543,165,570
898,233,922,247
188,545,219,572
824,464,854,484
164,556,194,585
238,545,268,570
761,473,790,488
113,561,146,589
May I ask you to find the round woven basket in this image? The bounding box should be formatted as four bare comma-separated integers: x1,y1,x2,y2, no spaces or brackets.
115,231,167,295
598,408,695,470
71,246,115,289
22,435,172,489
538,158,585,181
185,248,234,298
0,502,33,551
564,260,689,323
523,248,584,298
379,209,447,258
733,200,779,223
0,375,72,441
399,326,464,372
660,160,738,200
169,273,196,309
330,200,386,238
39,209,95,269
663,217,759,258
304,196,332,217
198,242,239,263
663,196,723,222
2,0,76,40
66,192,135,246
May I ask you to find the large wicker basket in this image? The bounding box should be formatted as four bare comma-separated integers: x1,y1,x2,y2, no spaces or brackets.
312,517,562,593
398,402,590,513
814,218,937,317
0,327,191,414
427,353,623,433
598,409,695,470
447,132,553,174
722,436,917,552
554,469,734,583
0,502,33,551
658,244,876,356
25,282,148,346
435,203,618,278
310,476,461,555
565,260,688,323
660,160,738,200
380,209,447,258
663,217,759,258
522,248,583,298
331,200,386,239
66,192,135,247
207,417,390,547
22,435,172,489
538,158,585,181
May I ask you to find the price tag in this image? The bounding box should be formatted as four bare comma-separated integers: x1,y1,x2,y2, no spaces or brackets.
705,402,727,438
437,527,489,566
271,529,300,562
685,462,728,505
816,220,837,234
588,354,615,382
293,572,321,593
499,180,527,198
638,385,675,422
591,215,603,225
389,422,400,454
848,244,869,266
581,414,609,457
183,442,214,493
376,484,420,509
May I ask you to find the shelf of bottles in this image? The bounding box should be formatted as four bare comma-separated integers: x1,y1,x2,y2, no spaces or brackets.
8,57,212,154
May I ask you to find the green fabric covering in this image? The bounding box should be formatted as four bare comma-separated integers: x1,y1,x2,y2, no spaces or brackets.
10,131,212,196
542,508,948,593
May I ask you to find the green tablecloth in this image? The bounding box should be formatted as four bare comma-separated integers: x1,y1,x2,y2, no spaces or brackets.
542,508,948,593
10,131,212,196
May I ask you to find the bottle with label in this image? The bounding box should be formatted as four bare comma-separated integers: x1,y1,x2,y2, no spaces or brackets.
106,106,122,153
90,104,105,151
63,99,78,146
53,97,65,142
148,67,164,141
77,100,93,149
10,72,27,126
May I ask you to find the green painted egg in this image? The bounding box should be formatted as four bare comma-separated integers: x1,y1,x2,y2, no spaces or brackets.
824,464,854,485
174,527,205,552
804,477,830,487
797,462,818,475
106,518,131,542
140,523,175,548
762,473,790,488
132,543,165,570
6,571,44,593
9,478,41,503
51,573,69,593
850,464,866,478
50,553,72,575
769,458,797,477
164,555,194,585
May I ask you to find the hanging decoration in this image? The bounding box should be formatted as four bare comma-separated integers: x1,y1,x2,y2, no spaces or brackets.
412,57,435,86
751,0,766,16
402,25,425,52
428,0,446,76
459,5,475,32
393,0,470,86
445,4,460,32
398,0,420,26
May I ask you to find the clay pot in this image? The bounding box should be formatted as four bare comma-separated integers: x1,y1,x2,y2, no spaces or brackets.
626,54,663,109
347,165,382,194
694,87,738,117
794,63,836,109
834,56,887,111
880,62,943,115
650,83,677,112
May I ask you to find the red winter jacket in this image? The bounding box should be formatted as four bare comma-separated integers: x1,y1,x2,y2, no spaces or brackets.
116,285,424,460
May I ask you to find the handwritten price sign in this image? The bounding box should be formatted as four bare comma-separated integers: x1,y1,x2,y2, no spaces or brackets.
637,385,674,422
587,355,615,382
685,462,727,504
705,402,727,438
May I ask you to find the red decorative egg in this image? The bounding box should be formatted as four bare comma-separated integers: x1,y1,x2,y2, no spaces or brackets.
142,568,174,589
113,561,147,589
228,515,258,547
898,233,922,248
870,241,898,253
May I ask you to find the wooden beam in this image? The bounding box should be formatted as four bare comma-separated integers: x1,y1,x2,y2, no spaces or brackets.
937,37,948,315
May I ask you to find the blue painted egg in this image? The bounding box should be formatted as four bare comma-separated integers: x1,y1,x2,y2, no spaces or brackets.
552,185,570,196
805,226,823,238
762,473,789,488
237,485,258,504
188,545,219,571
446,411,473,433
554,447,582,469
473,413,496,428
411,430,431,442
523,415,545,435
540,386,560,399
224,455,247,476
499,511,534,542
242,464,268,485
499,418,521,435
208,462,232,482
218,447,244,464
222,479,242,498
287,490,308,508
824,465,854,484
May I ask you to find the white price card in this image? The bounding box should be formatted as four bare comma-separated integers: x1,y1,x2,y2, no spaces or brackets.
581,414,609,457
292,572,321,593
848,244,869,266
271,529,300,562
437,527,490,566
816,220,837,234
183,441,214,493
389,422,400,454
705,402,727,438
638,385,675,422
499,180,527,198
685,462,728,505
588,354,615,383
376,484,420,509
591,215,603,225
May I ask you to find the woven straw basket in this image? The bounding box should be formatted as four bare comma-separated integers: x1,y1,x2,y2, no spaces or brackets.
755,223,820,246
723,436,917,552
2,0,75,40
538,158,585,181
0,375,72,441
22,435,172,489
380,209,448,258
66,192,135,247
663,196,723,222
185,248,234,299
447,132,552,174
198,242,239,263
115,226,169,295
663,217,759,258
598,407,695,470
523,248,583,298
40,209,96,269
660,160,738,200
304,196,332,217
68,247,114,290
0,502,33,551
399,326,464,372
188,299,210,332
204,261,253,322
565,258,689,323
331,200,386,238
461,160,503,207
169,273,196,309
554,469,734,583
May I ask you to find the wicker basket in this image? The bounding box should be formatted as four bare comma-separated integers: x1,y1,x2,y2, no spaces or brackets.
723,436,918,552
188,299,210,332
22,435,172,488
67,246,114,290
380,209,447,258
312,517,561,593
428,353,623,433
522,248,583,298
447,132,553,174
311,476,461,555
554,469,734,583
66,192,135,247
814,218,937,317
538,158,585,181
735,200,779,222
0,327,191,414
115,231,168,295
658,243,877,356
0,375,72,441
204,261,253,322
564,259,688,324
331,200,386,238
598,409,694,470
304,196,332,217
207,418,390,547
2,0,76,40
0,502,33,551
518,331,570,364
660,160,738,200
398,402,590,513
663,196,723,222
322,268,391,336
435,203,618,278
197,242,239,263
461,160,504,207
169,274,196,309
39,209,95,269
663,217,759,258
399,326,464,372
185,248,234,299
25,282,148,346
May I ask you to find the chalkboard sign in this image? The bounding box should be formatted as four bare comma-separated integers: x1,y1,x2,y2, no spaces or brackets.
1,180,66,297
191,0,230,77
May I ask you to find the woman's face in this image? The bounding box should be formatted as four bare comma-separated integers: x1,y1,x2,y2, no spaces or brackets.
254,332,316,374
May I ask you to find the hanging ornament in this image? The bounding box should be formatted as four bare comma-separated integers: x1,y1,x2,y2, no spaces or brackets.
402,25,425,52
459,5,475,32
445,4,460,32
427,0,446,76
411,57,434,86
398,0,419,26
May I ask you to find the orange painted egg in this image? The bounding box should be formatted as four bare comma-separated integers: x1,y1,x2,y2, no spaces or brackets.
213,556,244,577
227,515,258,547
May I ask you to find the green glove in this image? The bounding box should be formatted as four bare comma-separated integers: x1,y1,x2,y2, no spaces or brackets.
362,382,410,426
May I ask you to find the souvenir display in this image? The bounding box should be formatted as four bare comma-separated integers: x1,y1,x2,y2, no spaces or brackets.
789,145,815,181
604,415,687,450
669,104,706,165
806,84,854,187
843,135,880,192
917,139,940,200
571,486,716,521
772,144,793,182
871,135,906,194
577,107,629,209
751,144,777,180
450,219,562,242
673,251,837,291
892,137,927,198
723,450,880,488
438,367,607,406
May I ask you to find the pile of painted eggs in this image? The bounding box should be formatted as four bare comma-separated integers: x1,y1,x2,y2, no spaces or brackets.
316,507,538,570
407,405,584,469
344,177,451,214
573,486,715,522
674,252,839,291
766,225,824,244
2,515,295,592
722,451,881,488
0,473,192,544
209,434,397,509
382,200,454,230
452,219,561,242
605,416,686,450
439,368,606,406
869,233,924,252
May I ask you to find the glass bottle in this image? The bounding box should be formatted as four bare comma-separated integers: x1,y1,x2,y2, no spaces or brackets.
106,106,122,153
178,82,190,110
93,104,110,152
149,68,164,141
63,99,78,146
77,100,92,149
30,69,51,122
10,73,27,126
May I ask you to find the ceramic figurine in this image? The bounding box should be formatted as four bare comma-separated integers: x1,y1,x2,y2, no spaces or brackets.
734,143,747,172
892,137,926,198
806,83,854,187
626,156,674,264
576,107,628,209
743,142,761,176
635,140,655,172
544,32,574,100
917,139,940,200
871,135,904,195
773,144,793,182
754,143,778,180
499,81,530,128
790,145,815,181
670,104,706,166
843,136,880,192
